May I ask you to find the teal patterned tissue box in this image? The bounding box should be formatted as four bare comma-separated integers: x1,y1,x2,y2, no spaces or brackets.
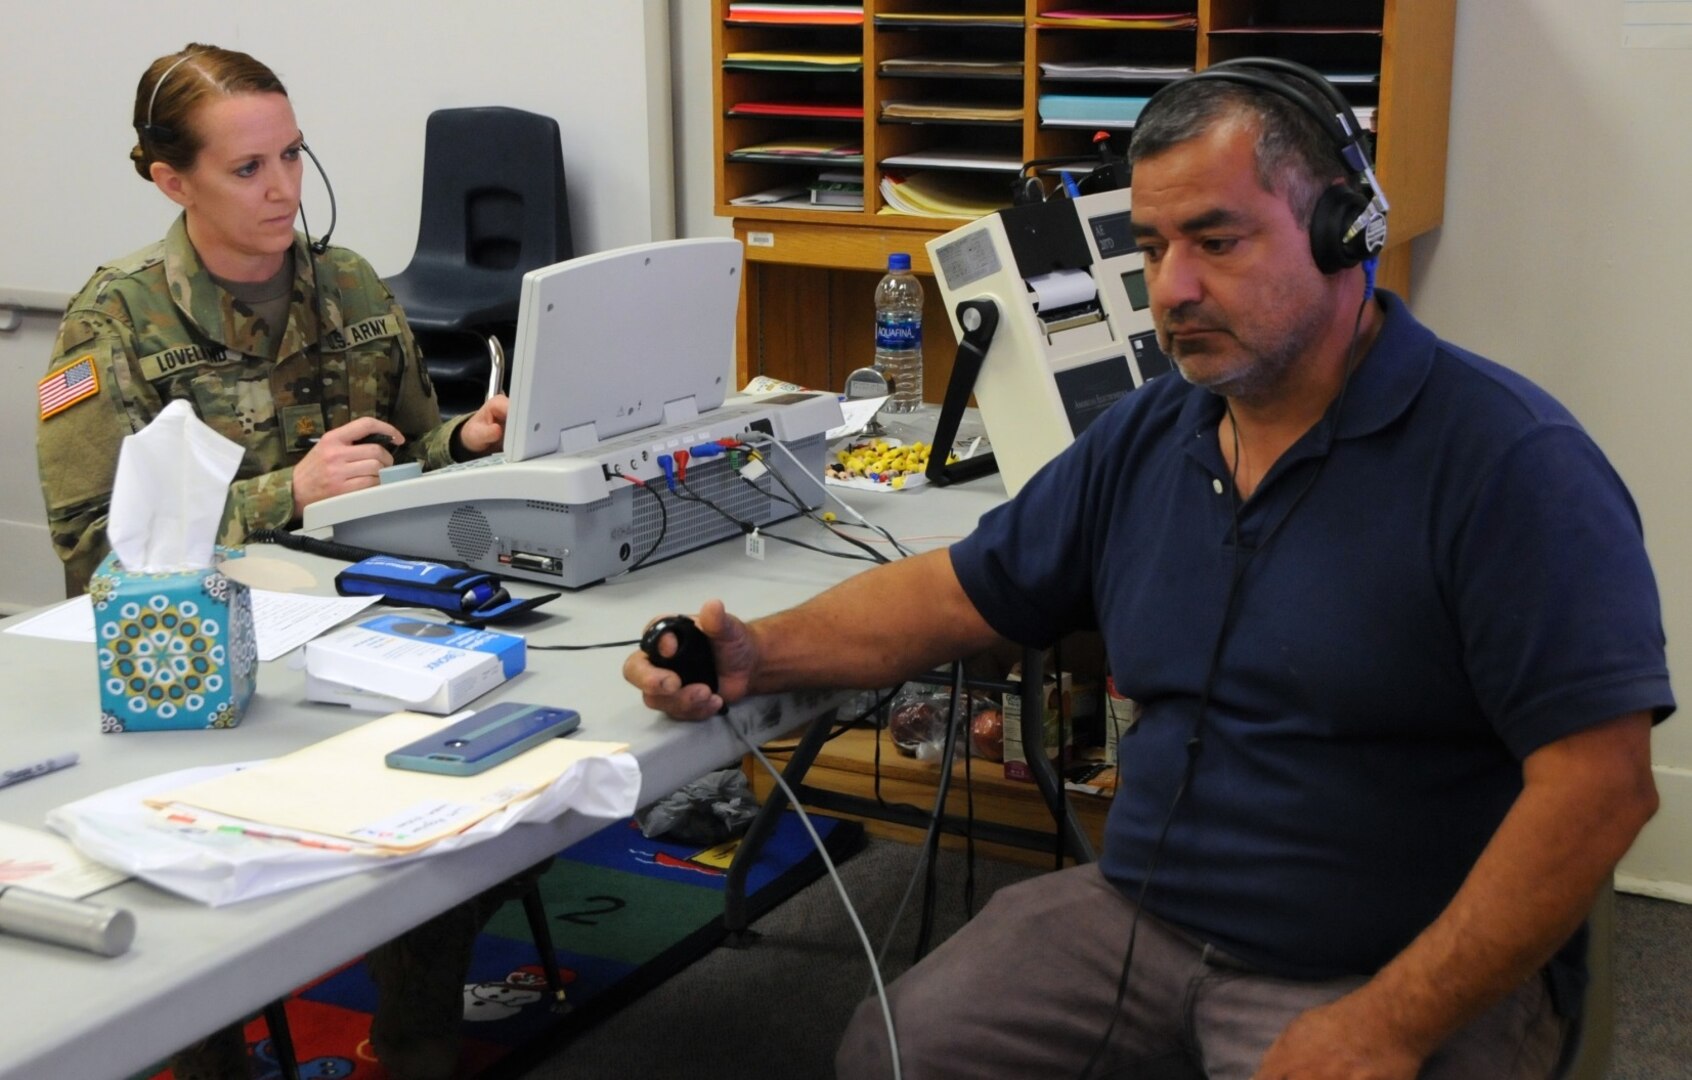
89,549,258,732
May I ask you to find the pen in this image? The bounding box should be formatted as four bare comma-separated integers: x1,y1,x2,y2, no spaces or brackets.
305,433,396,449
0,753,79,791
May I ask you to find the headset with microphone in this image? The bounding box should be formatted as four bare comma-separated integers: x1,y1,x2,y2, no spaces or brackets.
139,52,338,256
139,51,343,441
297,141,337,255
136,51,197,148
1143,57,1389,274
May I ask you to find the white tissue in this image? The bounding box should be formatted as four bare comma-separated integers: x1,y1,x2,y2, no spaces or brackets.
105,399,246,573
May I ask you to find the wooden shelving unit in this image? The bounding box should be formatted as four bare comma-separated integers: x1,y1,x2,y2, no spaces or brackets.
714,0,1457,395
748,725,1113,869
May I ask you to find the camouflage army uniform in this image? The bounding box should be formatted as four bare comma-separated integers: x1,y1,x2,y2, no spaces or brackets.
38,214,465,592
39,219,535,1076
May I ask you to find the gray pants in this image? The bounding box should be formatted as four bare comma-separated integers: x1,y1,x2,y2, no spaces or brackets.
836,863,1563,1080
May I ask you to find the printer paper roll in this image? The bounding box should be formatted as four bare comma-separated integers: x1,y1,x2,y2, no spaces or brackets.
1025,269,1097,312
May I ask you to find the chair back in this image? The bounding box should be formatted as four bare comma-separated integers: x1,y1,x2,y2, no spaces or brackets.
389,106,573,332
1556,879,1615,1079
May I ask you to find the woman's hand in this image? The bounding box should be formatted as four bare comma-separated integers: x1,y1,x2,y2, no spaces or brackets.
291,416,403,517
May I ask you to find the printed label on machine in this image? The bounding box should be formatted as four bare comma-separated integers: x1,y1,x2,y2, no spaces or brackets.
933,229,1002,291
1054,357,1136,437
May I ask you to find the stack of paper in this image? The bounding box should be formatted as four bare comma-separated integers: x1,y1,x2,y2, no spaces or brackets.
1039,94,1152,128
723,50,864,73
726,3,864,25
1039,60,1191,82
1037,9,1198,30
727,100,864,120
879,147,1022,172
728,138,864,164
0,820,130,898
878,171,1014,219
876,11,1024,26
1209,24,1383,36
143,711,631,854
881,100,1023,123
810,167,865,208
880,55,1023,79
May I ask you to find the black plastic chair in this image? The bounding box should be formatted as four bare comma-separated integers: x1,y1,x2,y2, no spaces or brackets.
1557,878,1616,1079
385,106,573,411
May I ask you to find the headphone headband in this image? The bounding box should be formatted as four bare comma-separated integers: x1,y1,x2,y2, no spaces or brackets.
140,51,199,143
1144,57,1390,272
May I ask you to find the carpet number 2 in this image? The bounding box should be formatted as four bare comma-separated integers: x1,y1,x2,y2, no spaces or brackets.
555,894,627,926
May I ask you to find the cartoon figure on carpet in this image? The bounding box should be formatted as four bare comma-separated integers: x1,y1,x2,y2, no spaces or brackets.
629,846,726,878
251,1036,355,1079
464,964,575,1023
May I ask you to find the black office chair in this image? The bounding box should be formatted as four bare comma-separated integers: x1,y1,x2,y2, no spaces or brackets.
385,106,573,413
1557,878,1617,1079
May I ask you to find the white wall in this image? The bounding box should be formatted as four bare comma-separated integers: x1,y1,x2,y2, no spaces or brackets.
671,2,734,243
0,0,675,612
0,0,674,299
1410,0,1692,899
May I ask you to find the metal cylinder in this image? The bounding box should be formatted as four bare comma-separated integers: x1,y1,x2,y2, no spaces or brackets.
0,885,135,957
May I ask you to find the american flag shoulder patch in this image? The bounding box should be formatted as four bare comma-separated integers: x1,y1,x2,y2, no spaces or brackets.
39,355,101,420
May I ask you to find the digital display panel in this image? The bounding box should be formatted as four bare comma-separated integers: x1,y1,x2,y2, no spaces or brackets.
1129,330,1173,382
1120,267,1150,311
1087,210,1136,257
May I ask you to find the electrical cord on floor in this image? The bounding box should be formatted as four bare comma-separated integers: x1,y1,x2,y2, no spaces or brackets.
870,706,931,819
913,663,967,961
961,690,978,918
865,670,969,998
738,728,902,1080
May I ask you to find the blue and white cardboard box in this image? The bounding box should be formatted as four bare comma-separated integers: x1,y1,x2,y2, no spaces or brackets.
303,615,526,713
89,548,258,732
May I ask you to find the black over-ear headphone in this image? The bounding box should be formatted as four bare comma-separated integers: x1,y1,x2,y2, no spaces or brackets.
1146,57,1389,274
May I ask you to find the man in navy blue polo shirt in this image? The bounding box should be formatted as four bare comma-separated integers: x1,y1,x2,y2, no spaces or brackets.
626,70,1672,1080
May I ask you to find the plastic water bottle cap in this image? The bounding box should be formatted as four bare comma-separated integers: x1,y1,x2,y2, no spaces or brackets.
887,253,911,271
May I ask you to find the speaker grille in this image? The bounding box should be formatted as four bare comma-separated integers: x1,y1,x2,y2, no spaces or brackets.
447,505,493,561
629,458,777,565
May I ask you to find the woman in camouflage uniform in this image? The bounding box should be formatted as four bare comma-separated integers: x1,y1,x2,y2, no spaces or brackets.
38,45,524,1080
37,42,508,595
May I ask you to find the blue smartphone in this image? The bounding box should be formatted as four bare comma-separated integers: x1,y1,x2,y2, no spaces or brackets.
385,703,581,776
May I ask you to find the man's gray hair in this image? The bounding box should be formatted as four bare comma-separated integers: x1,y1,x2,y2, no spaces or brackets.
1128,75,1348,228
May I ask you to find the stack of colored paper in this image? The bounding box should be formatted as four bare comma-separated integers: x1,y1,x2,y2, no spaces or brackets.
728,138,864,164
881,55,1024,78
878,171,1014,218
1037,9,1199,30
1039,94,1152,127
881,100,1024,123
876,11,1024,26
727,3,864,25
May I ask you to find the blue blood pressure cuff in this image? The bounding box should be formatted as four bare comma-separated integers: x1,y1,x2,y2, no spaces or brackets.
334,555,555,625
